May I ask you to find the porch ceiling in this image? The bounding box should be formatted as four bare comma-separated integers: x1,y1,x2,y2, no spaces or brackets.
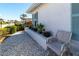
26,3,43,13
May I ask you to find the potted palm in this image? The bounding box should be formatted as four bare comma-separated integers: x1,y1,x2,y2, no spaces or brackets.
37,23,44,34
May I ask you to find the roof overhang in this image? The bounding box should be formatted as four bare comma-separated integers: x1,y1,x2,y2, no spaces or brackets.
26,3,43,14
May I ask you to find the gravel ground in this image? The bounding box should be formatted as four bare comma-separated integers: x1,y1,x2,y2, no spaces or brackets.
0,31,48,56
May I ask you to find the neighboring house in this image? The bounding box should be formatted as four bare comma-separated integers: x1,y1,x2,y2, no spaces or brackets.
25,18,32,23
26,3,79,41
24,18,32,27
21,18,32,24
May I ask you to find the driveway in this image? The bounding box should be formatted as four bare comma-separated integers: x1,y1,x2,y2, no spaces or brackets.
0,31,47,56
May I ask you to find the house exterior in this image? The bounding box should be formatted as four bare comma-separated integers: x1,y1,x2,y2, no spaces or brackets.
26,3,79,41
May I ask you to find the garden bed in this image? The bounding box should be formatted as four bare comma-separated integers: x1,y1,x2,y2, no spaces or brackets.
25,28,52,50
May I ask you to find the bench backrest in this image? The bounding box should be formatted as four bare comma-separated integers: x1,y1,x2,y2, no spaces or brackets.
56,31,72,43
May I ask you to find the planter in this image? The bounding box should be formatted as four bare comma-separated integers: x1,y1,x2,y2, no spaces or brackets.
24,27,29,32
25,28,52,50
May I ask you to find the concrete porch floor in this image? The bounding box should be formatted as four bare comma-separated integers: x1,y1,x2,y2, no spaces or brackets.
0,31,48,56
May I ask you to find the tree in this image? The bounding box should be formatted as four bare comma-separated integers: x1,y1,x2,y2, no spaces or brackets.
0,18,3,28
20,14,27,28
20,14,27,20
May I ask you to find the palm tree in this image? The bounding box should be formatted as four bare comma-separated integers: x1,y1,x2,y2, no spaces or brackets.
0,18,3,28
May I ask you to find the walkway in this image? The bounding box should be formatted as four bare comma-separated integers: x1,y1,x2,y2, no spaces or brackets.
0,31,47,56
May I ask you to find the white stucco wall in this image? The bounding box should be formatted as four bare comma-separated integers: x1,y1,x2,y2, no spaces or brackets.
38,3,71,35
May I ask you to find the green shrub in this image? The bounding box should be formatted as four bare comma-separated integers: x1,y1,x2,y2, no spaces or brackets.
5,26,11,32
15,24,24,31
10,25,17,34
0,28,7,35
36,23,44,33
15,23,20,26
5,25,17,34
4,24,24,34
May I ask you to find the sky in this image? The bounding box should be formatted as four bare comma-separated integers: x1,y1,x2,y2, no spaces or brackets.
0,3,32,21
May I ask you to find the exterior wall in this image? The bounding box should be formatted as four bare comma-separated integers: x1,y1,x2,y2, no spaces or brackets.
37,3,71,36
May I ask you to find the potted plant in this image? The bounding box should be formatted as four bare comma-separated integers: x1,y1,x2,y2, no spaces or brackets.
33,27,37,32
37,23,44,34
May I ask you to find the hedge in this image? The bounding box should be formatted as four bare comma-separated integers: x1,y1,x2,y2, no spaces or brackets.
5,25,17,34
5,24,24,34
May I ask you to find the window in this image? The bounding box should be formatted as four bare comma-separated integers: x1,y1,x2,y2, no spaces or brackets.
32,12,38,26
